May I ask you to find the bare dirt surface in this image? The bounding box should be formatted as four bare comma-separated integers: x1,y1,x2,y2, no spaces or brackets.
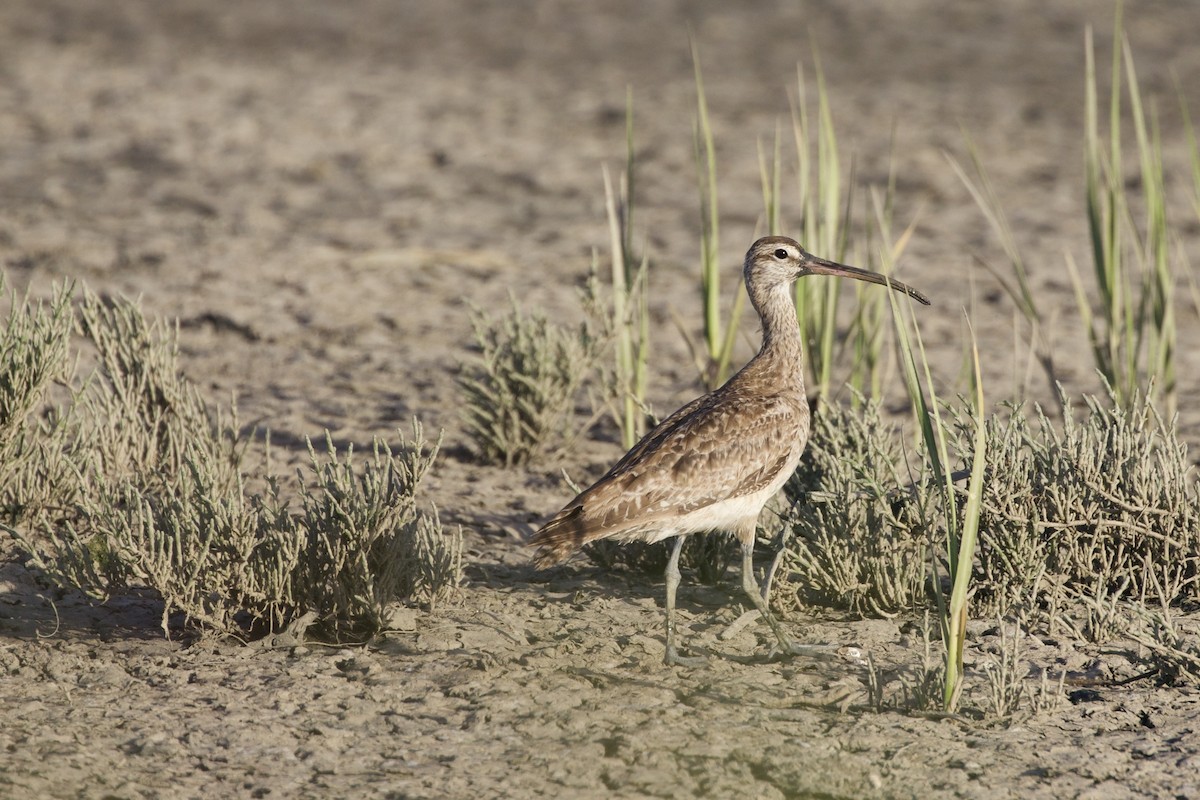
3,1,1200,798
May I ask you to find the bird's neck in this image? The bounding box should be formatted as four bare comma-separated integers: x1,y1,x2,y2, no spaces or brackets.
745,281,806,390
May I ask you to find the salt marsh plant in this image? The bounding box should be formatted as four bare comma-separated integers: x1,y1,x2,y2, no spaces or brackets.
592,90,652,451
458,298,596,467
791,59,850,406
290,426,460,635
979,613,1068,719
779,394,931,616
774,62,915,407
689,41,745,391
888,295,987,712
1123,606,1200,685
0,275,78,524
966,387,1200,620
76,287,244,493
27,422,459,640
949,138,1062,410
781,379,1199,705
1072,17,1176,413
5,278,461,640
958,13,1179,414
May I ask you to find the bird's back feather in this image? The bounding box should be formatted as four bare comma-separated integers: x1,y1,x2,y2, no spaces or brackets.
529,375,808,565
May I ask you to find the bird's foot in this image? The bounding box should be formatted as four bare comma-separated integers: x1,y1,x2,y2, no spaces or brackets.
664,645,708,668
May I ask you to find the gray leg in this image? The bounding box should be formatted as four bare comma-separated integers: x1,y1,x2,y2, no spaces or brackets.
663,535,706,667
740,536,835,660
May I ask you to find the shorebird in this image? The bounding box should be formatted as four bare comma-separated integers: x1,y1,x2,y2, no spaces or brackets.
530,236,930,665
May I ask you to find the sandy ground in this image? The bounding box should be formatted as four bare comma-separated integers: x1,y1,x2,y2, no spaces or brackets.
3,1,1200,797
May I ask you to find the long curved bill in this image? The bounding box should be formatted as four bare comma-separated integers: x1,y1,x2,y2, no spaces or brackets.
803,253,931,306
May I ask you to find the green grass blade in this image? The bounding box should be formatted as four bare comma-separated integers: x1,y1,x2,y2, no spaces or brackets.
691,37,722,386
945,315,987,710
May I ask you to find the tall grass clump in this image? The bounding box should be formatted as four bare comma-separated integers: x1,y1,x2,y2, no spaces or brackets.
888,290,987,712
957,10,1179,413
688,40,745,391
785,62,916,408
6,279,461,640
458,297,597,467
1071,15,1176,413
674,46,916,409
791,59,850,406
588,90,652,451
1185,88,1200,233
851,183,918,403
949,137,1062,409
758,122,784,237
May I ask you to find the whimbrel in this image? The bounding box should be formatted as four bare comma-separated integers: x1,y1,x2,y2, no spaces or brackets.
530,236,930,665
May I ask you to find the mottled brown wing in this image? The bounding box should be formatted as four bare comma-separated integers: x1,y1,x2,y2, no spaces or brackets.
529,391,806,565
605,392,711,475
603,391,805,517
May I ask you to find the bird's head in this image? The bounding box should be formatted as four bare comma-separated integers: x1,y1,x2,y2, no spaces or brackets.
744,236,930,305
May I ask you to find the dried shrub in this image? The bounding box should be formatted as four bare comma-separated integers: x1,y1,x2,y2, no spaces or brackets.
777,396,933,616
26,424,460,640
458,299,597,467
291,428,461,639
1124,607,1200,686
5,277,461,640
964,389,1200,618
75,288,243,494
0,277,79,523
37,447,289,635
779,387,1200,630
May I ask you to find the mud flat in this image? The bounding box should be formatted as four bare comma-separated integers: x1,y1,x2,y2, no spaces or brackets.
2,1,1199,797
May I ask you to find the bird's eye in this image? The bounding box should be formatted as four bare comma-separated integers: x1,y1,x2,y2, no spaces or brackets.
773,248,788,260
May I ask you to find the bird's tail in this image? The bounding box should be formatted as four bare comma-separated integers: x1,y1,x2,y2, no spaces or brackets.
528,505,590,568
